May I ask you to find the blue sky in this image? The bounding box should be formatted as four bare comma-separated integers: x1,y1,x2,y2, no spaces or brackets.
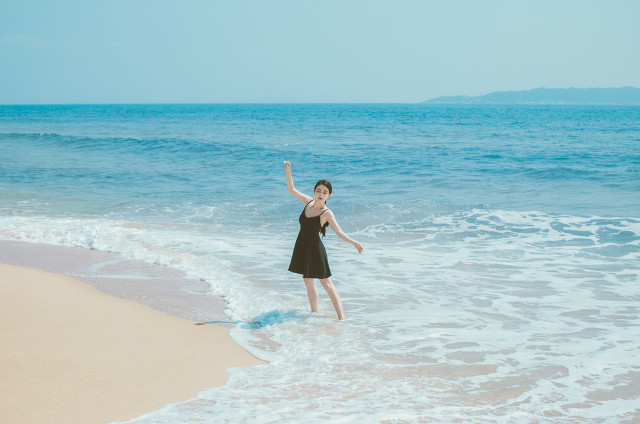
1,0,639,104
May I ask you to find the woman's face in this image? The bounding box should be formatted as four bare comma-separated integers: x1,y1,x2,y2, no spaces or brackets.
314,184,332,203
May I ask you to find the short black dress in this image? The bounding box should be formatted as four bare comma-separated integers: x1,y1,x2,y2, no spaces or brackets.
288,201,331,279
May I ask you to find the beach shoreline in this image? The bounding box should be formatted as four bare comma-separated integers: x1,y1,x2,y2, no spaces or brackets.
0,240,231,324
0,260,265,424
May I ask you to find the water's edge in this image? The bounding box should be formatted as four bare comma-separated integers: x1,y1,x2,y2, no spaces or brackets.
0,239,230,325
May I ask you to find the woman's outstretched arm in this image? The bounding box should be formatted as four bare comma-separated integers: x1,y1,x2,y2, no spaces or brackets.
284,161,312,204
324,210,364,253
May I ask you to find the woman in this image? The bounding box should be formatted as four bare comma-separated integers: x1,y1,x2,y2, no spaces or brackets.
284,161,364,320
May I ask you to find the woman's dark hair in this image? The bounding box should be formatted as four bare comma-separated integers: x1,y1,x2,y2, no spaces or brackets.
315,180,332,237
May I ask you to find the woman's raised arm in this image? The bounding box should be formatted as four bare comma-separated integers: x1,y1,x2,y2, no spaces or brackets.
284,161,312,204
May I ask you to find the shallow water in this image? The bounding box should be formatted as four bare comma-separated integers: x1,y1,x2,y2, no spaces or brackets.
1,104,639,422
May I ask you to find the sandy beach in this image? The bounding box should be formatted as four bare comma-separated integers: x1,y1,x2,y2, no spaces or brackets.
0,263,265,424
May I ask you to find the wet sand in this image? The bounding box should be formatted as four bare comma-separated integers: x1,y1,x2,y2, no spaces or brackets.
0,240,230,324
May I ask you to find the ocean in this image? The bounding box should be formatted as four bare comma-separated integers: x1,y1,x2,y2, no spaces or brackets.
1,104,639,423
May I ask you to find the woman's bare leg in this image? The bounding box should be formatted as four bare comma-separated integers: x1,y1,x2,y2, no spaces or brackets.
319,277,345,320
303,278,319,313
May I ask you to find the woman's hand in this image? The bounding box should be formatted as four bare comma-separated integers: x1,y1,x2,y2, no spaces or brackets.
283,161,291,170
354,242,364,253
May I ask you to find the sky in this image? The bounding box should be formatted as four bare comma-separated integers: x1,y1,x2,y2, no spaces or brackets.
1,0,639,104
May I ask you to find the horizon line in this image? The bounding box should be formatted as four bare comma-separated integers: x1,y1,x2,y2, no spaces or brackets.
3,87,639,107
0,101,425,106
2,101,639,107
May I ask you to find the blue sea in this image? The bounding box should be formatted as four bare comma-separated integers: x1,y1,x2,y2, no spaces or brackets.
1,104,639,423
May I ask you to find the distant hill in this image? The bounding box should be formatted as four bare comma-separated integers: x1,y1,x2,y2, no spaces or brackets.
423,87,640,105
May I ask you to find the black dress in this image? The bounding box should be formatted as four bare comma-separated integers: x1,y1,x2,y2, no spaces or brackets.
288,201,331,279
